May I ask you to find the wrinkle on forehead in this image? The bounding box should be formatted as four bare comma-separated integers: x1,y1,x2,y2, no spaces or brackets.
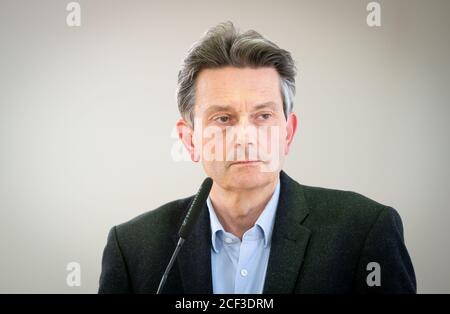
194,67,284,115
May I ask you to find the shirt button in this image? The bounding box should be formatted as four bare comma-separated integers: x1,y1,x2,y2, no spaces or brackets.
224,237,233,244
240,269,248,277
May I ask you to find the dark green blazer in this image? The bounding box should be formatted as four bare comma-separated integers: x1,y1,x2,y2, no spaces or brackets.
98,171,416,293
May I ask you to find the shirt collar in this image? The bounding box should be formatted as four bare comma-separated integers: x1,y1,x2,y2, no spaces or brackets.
207,196,225,253
207,179,281,253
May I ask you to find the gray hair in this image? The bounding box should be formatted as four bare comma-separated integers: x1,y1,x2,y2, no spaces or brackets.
176,21,297,126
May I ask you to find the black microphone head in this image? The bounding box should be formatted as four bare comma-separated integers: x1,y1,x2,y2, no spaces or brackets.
178,177,213,239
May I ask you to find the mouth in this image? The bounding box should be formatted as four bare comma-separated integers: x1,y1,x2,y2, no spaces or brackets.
230,160,262,166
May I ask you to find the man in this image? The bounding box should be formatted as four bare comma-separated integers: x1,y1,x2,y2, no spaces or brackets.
98,22,416,294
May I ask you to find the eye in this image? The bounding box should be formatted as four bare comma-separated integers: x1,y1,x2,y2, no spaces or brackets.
258,113,272,120
214,115,231,124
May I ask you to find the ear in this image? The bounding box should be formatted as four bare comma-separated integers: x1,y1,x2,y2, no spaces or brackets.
284,112,298,155
176,118,200,162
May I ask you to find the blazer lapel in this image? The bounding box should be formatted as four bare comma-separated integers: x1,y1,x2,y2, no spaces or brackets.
173,201,213,294
263,171,311,293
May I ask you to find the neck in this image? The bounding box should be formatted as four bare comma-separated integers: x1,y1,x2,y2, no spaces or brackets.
209,178,279,240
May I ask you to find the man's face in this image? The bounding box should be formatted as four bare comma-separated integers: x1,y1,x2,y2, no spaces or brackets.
178,66,297,191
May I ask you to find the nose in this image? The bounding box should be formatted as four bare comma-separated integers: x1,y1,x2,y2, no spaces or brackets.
235,117,256,147
230,117,260,162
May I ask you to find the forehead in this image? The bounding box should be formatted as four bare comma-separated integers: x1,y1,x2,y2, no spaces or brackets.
194,66,283,113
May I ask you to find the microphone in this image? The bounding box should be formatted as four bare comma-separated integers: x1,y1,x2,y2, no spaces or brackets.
156,177,213,294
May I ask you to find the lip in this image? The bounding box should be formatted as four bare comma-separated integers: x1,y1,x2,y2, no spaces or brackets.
230,160,262,166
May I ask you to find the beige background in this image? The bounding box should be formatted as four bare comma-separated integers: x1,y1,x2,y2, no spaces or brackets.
0,0,449,293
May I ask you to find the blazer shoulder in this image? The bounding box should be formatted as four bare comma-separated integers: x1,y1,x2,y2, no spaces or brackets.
114,195,194,243
299,182,393,224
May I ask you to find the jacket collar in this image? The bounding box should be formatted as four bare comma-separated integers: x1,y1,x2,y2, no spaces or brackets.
263,170,311,293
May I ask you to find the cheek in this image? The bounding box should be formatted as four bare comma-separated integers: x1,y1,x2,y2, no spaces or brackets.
280,129,289,155
200,129,227,162
253,125,283,160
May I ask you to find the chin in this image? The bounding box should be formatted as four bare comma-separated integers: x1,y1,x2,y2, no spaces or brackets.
225,167,272,190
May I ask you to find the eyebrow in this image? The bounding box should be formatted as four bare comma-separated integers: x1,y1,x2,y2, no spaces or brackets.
253,102,278,111
203,102,278,116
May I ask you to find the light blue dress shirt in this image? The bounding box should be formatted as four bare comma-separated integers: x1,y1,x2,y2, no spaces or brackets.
206,180,281,294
